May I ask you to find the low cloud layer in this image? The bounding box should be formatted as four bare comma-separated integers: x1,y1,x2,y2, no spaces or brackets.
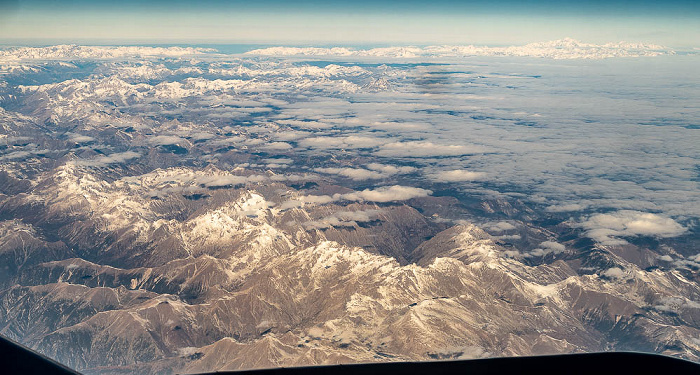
579,211,687,245
298,135,387,150
280,185,432,209
316,167,385,181
316,163,415,181
429,169,487,183
76,151,141,167
505,240,567,259
341,185,432,202
375,141,485,158
483,221,517,233
148,135,188,146
303,209,383,230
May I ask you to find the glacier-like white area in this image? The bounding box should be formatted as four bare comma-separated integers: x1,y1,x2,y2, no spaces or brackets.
246,38,672,59
0,45,216,62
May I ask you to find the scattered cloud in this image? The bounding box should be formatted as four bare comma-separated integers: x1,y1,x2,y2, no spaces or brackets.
428,169,487,182
75,151,141,167
494,234,521,241
366,163,416,175
579,210,686,245
68,134,95,143
148,135,187,146
303,209,383,230
316,167,385,181
341,185,432,202
315,164,415,181
665,254,700,272
375,141,485,158
279,185,432,209
189,132,215,141
653,296,700,314
601,267,625,279
2,43,697,250
517,240,567,258
277,194,339,210
298,135,386,150
483,221,517,233
545,203,588,213
0,150,32,160
260,142,293,151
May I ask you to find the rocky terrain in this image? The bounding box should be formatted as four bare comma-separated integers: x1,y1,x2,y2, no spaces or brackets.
0,43,698,374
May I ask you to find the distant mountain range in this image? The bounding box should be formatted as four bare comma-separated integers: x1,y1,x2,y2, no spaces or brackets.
0,42,697,374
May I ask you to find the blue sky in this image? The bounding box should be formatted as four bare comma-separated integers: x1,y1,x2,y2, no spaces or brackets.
1,0,698,46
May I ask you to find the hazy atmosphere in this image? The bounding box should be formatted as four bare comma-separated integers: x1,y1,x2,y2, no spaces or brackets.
1,0,699,46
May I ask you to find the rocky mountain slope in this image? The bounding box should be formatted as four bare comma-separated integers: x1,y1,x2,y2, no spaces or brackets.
1,165,698,374
0,43,698,374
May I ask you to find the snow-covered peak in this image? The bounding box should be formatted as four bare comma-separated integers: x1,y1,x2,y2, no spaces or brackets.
232,191,274,218
247,39,672,60
363,77,392,91
412,224,501,266
0,45,216,62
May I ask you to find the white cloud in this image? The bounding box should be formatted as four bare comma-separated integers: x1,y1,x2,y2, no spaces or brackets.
189,132,215,141
278,194,341,210
368,121,430,131
316,167,385,181
520,240,567,258
375,141,485,157
277,119,335,130
0,150,32,160
653,297,700,313
262,158,293,164
545,203,588,213
540,241,566,252
494,234,522,241
271,130,310,141
315,164,415,181
69,134,95,143
483,221,517,233
260,142,293,151
429,169,487,182
148,135,187,146
0,136,31,145
279,185,431,209
601,267,625,279
75,151,141,167
669,254,700,272
579,210,686,245
207,136,245,147
341,185,432,202
298,135,386,150
303,209,383,230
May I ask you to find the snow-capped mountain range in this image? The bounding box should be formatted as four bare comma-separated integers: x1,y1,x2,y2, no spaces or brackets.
0,42,698,374
246,38,672,59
